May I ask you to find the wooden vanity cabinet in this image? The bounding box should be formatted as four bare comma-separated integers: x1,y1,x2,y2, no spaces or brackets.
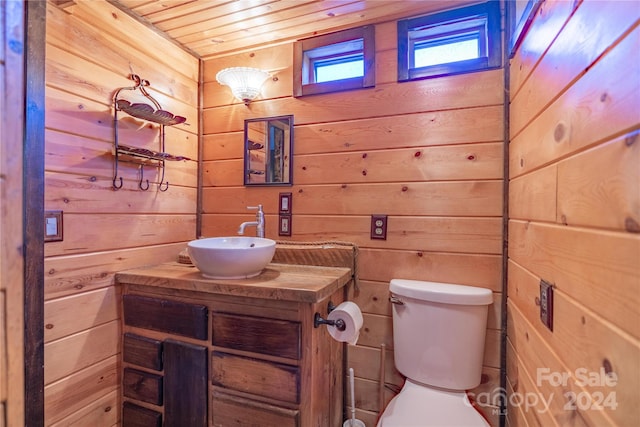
119,279,345,427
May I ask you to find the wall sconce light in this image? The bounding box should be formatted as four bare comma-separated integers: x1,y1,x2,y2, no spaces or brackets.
216,67,271,105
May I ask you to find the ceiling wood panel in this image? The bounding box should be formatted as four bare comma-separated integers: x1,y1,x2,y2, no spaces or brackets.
109,0,476,59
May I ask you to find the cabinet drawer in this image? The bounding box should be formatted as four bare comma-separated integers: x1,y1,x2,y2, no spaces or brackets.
123,294,208,339
123,368,163,405
211,390,299,427
212,312,301,360
123,333,163,371
211,351,300,404
122,401,162,427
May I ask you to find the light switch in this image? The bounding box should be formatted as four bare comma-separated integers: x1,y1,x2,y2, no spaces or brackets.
46,217,58,236
44,210,63,242
279,192,292,214
279,214,292,236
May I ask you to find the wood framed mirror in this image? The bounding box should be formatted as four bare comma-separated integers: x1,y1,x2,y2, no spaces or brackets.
244,115,293,186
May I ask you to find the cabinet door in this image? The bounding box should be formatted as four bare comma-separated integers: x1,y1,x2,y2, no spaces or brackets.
164,339,208,427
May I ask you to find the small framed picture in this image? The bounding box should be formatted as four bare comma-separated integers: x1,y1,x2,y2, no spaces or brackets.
279,192,292,214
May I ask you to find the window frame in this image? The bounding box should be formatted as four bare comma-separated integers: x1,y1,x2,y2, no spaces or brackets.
293,26,375,97
397,1,501,82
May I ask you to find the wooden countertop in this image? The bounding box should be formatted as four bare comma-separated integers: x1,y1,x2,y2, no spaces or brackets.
115,262,353,303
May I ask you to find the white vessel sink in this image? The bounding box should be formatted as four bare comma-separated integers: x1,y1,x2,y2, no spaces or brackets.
187,237,276,279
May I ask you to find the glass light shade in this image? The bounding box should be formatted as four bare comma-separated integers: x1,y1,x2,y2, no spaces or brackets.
216,67,271,104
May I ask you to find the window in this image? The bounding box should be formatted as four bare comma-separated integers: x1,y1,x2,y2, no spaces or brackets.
398,1,501,81
294,26,375,97
304,38,364,84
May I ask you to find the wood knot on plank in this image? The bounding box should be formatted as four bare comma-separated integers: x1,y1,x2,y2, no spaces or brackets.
624,217,640,233
624,131,638,146
602,358,614,376
554,122,567,142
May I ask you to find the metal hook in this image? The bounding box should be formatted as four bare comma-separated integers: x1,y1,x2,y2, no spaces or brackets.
113,176,123,190
158,161,169,191
138,165,150,191
130,74,142,87
113,145,123,190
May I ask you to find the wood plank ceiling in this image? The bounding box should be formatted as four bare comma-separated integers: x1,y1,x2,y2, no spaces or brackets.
110,0,476,59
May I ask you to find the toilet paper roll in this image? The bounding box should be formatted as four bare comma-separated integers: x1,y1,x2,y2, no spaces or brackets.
327,301,363,345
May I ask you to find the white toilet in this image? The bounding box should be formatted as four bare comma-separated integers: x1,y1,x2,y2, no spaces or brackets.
377,279,493,427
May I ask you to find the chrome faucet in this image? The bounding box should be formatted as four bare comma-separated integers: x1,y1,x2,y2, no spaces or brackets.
237,204,265,238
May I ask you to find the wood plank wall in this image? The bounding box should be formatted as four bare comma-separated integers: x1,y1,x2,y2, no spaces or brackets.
1,1,26,426
43,1,199,425
202,9,505,427
507,1,639,426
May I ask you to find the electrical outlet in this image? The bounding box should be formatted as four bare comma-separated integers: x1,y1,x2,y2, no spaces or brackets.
539,280,554,331
370,215,387,240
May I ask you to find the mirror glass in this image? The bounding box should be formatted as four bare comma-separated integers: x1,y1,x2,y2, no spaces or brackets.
244,115,293,185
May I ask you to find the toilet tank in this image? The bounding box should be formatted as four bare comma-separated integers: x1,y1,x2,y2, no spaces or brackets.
390,279,493,390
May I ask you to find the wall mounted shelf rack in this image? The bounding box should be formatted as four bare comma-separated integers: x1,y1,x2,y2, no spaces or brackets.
112,74,189,191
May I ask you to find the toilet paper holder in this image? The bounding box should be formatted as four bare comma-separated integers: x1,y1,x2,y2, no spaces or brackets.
313,301,346,331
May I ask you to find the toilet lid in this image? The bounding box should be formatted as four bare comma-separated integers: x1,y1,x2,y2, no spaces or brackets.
377,381,490,427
